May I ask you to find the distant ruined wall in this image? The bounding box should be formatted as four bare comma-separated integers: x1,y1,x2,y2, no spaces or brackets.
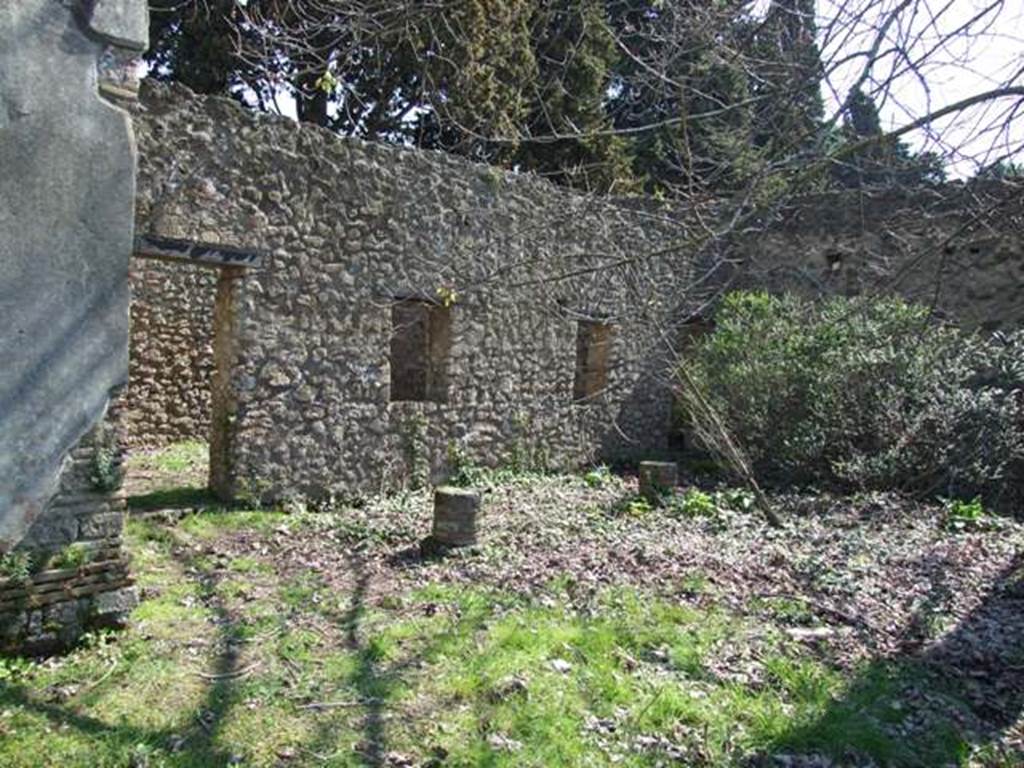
731,186,1024,331
133,84,699,502
124,258,217,448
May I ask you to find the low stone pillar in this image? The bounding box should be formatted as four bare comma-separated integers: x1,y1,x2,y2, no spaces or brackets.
639,461,678,505
431,487,481,547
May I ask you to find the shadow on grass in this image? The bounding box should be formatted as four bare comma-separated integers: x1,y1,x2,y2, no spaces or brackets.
297,550,492,766
764,553,1024,766
128,485,218,512
0,537,247,765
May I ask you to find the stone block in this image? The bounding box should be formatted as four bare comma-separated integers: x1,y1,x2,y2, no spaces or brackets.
93,587,138,623
78,512,124,540
431,487,481,547
639,461,678,505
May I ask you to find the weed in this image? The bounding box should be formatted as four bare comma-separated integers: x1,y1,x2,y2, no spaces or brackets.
583,465,612,488
0,551,32,581
400,411,429,489
717,487,756,512
752,595,817,625
680,571,708,595
669,488,717,518
614,494,653,517
88,425,122,492
234,476,273,510
446,440,488,487
943,496,986,532
50,542,91,570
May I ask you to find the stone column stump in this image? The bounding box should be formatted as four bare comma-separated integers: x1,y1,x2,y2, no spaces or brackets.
429,486,481,548
639,461,678,505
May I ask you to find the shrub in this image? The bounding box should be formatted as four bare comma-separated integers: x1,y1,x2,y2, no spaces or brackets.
679,291,1024,510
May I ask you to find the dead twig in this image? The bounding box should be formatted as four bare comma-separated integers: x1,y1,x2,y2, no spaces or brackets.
193,662,259,680
298,697,380,710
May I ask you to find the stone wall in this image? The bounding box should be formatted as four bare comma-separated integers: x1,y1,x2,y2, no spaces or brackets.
133,83,701,502
1,415,137,656
123,257,217,448
125,86,1023,506
730,185,1024,331
0,0,145,552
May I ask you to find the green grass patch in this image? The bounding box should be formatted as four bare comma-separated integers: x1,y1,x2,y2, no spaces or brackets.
0,515,985,767
127,440,208,475
128,486,218,511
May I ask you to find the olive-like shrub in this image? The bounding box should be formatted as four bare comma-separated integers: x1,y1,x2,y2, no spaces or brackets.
679,291,1024,510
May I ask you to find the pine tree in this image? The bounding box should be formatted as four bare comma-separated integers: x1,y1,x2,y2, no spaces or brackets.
833,87,945,187
749,0,825,160
512,0,638,192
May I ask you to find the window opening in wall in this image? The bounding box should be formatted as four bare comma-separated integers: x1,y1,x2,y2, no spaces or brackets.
573,320,614,402
390,299,452,403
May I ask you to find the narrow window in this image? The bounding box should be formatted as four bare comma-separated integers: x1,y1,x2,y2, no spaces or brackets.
573,320,614,402
390,299,451,402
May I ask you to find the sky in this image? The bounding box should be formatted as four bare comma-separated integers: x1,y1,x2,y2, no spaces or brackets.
814,0,1024,176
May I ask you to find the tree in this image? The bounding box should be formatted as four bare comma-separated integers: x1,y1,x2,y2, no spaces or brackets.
749,0,825,159
149,0,1024,202
604,0,763,195
146,0,242,96
831,87,945,188
975,160,1024,180
512,0,637,192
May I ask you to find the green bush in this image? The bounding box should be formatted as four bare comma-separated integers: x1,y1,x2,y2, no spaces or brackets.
679,291,1024,510
669,488,717,518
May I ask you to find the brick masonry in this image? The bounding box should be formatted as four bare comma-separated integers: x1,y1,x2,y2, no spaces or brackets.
2,416,137,656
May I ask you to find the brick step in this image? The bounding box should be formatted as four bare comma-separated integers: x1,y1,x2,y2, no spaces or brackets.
0,573,133,612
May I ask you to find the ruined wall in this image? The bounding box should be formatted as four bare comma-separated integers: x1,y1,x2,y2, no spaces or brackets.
123,258,217,448
2,416,136,655
0,1,144,551
731,185,1024,331
125,87,1024,507
133,84,699,502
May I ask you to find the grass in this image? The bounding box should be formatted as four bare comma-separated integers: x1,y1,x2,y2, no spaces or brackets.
125,441,211,511
0,516,991,767
1,466,1018,767
127,441,209,475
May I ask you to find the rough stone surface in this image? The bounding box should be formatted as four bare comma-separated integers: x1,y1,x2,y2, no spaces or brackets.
1,414,136,656
133,83,697,503
127,85,1024,506
639,461,679,504
86,0,149,51
0,0,147,653
0,0,145,552
122,258,217,447
730,186,1024,331
432,487,482,546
